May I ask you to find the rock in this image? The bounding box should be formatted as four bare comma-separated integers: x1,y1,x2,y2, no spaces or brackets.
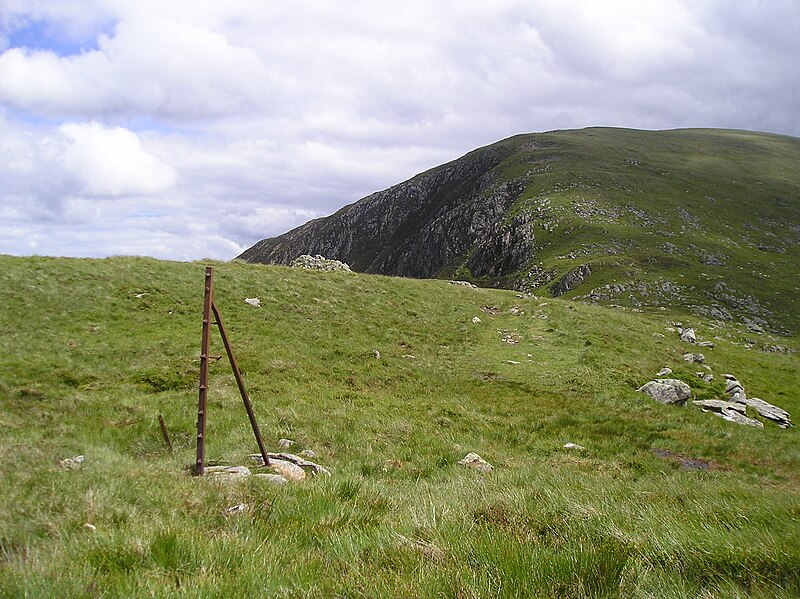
563,442,585,450
725,379,744,395
60,455,85,469
250,452,332,477
457,452,493,473
692,399,746,414
449,280,478,289
83,523,97,532
682,353,704,363
742,397,792,428
373,349,381,359
695,372,714,382
550,264,592,297
299,449,317,459
278,438,294,449
269,459,306,481
637,379,691,405
657,367,673,376
680,328,696,344
481,305,500,315
696,341,715,349
719,408,764,428
205,465,252,481
244,297,261,307
224,503,248,515
291,254,351,272
254,473,288,485
471,316,482,324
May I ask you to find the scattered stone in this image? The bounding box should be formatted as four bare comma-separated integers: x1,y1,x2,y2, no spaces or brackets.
719,408,764,428
481,306,500,315
449,280,478,289
508,306,523,315
683,353,705,363
457,452,493,473
743,398,792,428
692,399,746,414
250,452,332,477
696,341,715,349
205,465,252,482
471,316,482,324
695,372,714,382
680,328,696,344
60,455,84,469
373,349,381,359
563,442,585,450
278,438,294,449
299,449,317,459
504,360,520,365
291,254,351,272
83,523,97,532
224,503,248,515
254,473,288,485
244,297,261,307
269,459,306,481
637,379,691,405
657,367,673,376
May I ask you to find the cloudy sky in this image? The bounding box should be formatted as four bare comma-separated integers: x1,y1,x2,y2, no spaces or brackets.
1,1,798,261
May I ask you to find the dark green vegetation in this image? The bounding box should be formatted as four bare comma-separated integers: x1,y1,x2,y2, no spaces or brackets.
0,256,798,597
240,128,800,335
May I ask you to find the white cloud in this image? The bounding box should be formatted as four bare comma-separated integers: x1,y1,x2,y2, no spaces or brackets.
58,122,176,197
0,0,798,260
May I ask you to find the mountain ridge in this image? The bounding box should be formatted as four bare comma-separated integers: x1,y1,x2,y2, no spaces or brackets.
239,127,800,333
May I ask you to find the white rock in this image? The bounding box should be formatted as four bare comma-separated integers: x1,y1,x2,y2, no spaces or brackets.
680,328,696,343
83,523,97,532
269,459,306,481
299,449,317,459
637,379,691,405
563,443,585,450
458,452,493,473
278,438,294,449
472,316,482,324
657,367,673,376
224,503,248,515
60,455,84,469
244,297,261,307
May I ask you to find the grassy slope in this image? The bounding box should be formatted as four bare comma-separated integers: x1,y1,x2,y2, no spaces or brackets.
449,128,800,334
0,256,798,598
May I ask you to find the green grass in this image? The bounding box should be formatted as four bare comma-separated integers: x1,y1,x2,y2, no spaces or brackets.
0,255,798,597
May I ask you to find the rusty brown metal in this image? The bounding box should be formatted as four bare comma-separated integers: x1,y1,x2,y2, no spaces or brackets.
211,301,271,468
194,266,213,476
158,414,173,452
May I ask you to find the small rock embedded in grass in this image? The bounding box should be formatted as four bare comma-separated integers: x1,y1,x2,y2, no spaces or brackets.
83,523,97,532
60,455,84,469
373,349,381,359
458,452,493,473
680,328,696,343
683,353,705,364
224,503,248,515
471,316,481,324
269,459,306,481
278,438,294,449
299,449,317,458
657,367,672,376
244,297,260,307
204,465,251,482
563,442,585,450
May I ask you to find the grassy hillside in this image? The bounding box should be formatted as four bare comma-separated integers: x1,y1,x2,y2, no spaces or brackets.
0,256,798,598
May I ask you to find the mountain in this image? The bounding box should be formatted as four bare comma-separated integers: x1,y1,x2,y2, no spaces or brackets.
238,127,800,334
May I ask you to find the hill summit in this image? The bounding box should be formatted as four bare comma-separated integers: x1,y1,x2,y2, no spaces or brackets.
239,127,800,334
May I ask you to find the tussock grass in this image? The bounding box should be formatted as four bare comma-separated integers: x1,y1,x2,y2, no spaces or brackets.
0,255,797,597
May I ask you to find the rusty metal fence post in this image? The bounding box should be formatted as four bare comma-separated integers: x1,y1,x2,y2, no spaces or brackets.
194,266,270,476
195,266,213,475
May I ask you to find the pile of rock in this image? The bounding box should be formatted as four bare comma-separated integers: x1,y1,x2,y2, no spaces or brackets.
291,254,352,272
717,375,792,428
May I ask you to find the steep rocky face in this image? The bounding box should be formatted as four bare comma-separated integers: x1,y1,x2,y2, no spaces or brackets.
239,127,800,334
238,143,531,282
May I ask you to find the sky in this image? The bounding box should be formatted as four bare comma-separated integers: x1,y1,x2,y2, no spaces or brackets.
1,1,798,261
